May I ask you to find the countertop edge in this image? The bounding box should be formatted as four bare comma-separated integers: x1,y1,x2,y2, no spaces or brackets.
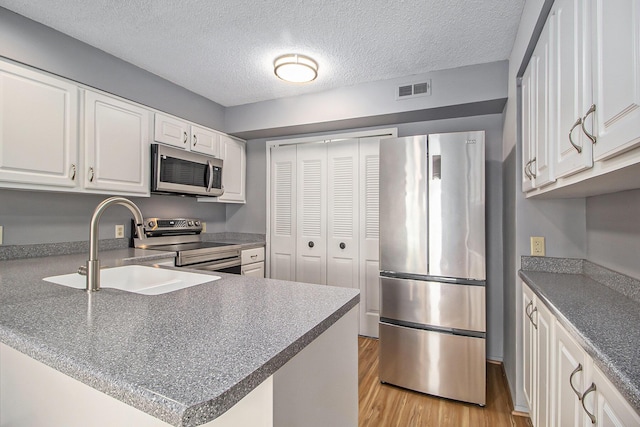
518,269,640,415
180,293,360,427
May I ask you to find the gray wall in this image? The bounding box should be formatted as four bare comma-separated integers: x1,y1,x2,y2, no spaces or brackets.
586,190,640,279
0,7,225,130
0,189,226,245
227,113,506,361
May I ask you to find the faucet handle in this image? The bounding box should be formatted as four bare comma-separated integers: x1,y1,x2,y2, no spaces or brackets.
78,265,87,276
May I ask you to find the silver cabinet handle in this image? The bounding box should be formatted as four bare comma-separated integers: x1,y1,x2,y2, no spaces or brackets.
525,300,533,318
569,363,583,400
193,134,198,146
70,164,76,181
528,158,537,179
530,306,538,330
183,131,188,145
581,104,597,144
569,117,584,153
88,167,94,182
524,160,532,180
251,254,258,259
581,382,597,424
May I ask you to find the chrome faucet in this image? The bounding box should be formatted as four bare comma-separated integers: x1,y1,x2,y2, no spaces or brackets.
84,197,146,292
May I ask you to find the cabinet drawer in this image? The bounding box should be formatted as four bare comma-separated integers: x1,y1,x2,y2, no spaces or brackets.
241,247,264,265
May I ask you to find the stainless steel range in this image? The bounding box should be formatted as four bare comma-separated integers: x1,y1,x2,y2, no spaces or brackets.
132,218,242,273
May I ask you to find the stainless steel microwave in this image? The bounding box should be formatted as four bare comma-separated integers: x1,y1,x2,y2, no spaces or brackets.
151,144,224,197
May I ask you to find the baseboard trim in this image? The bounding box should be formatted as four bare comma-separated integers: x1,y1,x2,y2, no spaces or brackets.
512,410,530,418
495,360,531,420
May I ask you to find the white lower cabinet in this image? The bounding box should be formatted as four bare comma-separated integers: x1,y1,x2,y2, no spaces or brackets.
241,247,265,278
523,281,640,427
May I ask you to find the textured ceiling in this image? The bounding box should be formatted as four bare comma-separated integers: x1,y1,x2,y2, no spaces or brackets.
0,0,524,107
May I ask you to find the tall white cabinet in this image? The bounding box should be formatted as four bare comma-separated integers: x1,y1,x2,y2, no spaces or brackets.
269,136,381,337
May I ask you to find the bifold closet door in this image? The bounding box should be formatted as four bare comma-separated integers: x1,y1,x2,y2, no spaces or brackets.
295,143,328,285
269,145,297,281
326,139,359,289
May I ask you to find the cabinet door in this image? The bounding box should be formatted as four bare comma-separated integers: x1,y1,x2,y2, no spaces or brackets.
296,143,327,285
592,0,640,161
83,91,149,195
522,283,536,417
522,60,536,192
241,262,265,278
359,137,381,338
217,135,246,203
269,145,297,281
553,321,587,427
0,60,79,189
153,113,189,149
532,18,555,188
553,0,594,178
534,300,553,427
191,125,221,157
589,365,640,427
326,139,358,289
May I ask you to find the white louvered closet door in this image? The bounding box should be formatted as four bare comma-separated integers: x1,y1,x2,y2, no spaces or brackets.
359,137,381,338
295,143,328,285
326,139,359,289
269,145,297,281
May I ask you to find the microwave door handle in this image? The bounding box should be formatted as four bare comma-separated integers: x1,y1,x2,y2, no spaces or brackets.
206,160,214,192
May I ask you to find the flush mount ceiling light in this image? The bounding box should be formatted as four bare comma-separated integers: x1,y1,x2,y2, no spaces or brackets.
274,54,318,83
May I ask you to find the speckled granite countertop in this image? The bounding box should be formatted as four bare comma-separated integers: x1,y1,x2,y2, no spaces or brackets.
519,257,640,414
0,249,359,427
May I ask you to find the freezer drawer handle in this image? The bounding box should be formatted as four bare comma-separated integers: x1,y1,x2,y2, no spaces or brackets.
339,242,346,249
581,382,597,424
569,363,583,400
308,241,314,248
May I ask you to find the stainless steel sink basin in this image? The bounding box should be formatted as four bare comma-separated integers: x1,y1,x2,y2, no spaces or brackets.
43,265,219,295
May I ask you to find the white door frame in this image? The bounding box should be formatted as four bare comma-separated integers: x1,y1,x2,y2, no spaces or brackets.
265,128,397,279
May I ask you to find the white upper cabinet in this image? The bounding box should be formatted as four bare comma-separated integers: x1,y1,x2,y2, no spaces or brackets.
0,60,79,189
522,60,536,193
216,135,246,203
553,0,594,178
191,125,221,158
591,0,640,161
154,113,189,149
524,0,640,197
83,90,150,196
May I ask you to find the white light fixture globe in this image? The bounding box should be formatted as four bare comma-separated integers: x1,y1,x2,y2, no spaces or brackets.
274,54,318,83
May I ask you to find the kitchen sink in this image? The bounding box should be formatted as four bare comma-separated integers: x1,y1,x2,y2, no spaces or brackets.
43,265,219,295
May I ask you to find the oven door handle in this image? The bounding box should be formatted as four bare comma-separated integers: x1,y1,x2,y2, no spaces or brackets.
185,258,241,271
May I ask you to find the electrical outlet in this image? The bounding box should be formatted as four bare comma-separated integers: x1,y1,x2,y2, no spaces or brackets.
202,222,207,232
0,225,3,245
115,224,125,239
530,236,545,256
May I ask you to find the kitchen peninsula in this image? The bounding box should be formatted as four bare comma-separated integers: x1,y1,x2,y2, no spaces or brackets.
0,248,359,427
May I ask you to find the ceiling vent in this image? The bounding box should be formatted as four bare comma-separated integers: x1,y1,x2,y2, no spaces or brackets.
396,80,432,100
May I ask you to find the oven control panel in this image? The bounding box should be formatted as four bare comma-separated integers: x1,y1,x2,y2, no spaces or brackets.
143,218,202,236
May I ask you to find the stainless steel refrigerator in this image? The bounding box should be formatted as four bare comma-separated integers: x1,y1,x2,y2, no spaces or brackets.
378,131,486,406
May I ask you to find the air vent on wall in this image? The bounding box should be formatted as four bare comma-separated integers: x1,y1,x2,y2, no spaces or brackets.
396,79,432,100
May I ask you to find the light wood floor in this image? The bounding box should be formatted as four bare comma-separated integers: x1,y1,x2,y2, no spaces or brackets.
359,337,532,427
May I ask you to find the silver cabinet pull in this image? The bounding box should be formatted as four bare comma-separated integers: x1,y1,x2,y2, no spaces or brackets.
251,254,258,259
569,363,583,400
528,158,537,179
581,104,597,144
524,160,532,179
193,134,198,146
70,164,76,181
183,131,188,145
581,382,597,424
530,306,538,330
569,117,584,153
525,300,533,319
88,167,94,182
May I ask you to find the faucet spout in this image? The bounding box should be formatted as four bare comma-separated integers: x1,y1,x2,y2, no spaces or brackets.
86,197,145,292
